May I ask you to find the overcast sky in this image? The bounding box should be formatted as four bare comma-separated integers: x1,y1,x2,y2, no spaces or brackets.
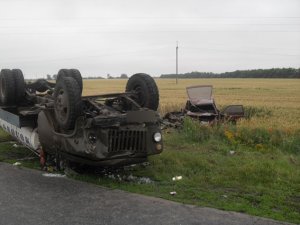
0,0,299,78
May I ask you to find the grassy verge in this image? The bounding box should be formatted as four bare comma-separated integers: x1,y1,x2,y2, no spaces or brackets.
0,120,299,224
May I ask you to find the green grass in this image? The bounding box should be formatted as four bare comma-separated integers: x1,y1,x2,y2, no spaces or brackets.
0,130,40,168
0,119,299,224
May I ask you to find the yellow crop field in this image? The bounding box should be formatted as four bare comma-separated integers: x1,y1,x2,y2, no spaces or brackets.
82,78,300,130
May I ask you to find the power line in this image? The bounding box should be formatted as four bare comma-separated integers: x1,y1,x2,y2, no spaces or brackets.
0,23,300,29
0,30,299,36
0,47,169,64
0,16,300,20
183,46,300,57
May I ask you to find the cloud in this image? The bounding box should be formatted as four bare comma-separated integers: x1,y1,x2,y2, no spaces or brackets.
0,0,299,78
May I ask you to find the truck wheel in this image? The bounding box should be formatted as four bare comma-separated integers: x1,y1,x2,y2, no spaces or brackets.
69,69,83,93
57,69,83,93
12,69,26,103
126,73,159,110
54,77,82,130
0,69,15,105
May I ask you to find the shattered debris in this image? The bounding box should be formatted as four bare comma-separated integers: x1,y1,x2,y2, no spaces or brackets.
102,171,154,184
162,85,244,128
107,173,153,184
172,176,183,181
136,177,152,184
13,162,21,166
170,191,177,195
64,167,79,176
107,174,122,181
162,112,184,129
42,173,66,178
141,162,150,167
229,151,235,155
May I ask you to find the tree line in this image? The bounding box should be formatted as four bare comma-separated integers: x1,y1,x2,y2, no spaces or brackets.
160,68,300,79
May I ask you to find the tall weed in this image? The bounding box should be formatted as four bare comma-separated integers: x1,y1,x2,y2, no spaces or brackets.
180,118,300,154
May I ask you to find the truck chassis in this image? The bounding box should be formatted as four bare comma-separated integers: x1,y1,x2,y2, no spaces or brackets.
0,69,163,168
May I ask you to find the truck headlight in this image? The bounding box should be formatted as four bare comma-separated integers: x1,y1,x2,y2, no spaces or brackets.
153,132,162,142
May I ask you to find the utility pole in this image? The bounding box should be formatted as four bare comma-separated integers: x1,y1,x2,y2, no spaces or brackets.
176,41,178,84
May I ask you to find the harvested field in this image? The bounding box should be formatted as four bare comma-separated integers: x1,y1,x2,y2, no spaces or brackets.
83,78,300,130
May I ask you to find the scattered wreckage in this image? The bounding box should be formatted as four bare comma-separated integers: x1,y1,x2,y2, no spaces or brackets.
0,69,163,168
163,85,244,128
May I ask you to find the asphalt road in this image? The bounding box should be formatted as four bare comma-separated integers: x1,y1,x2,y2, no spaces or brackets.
0,163,291,225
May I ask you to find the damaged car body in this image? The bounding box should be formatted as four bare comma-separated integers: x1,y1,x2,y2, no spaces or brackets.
0,69,163,167
163,85,244,127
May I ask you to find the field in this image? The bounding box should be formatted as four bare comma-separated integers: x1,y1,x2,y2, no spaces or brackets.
0,78,299,223
83,78,300,130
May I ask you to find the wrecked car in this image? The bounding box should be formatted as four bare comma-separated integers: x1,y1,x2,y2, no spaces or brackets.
163,85,244,127
0,69,163,167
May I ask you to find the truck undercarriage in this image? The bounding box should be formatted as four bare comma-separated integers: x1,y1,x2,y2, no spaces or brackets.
0,69,163,167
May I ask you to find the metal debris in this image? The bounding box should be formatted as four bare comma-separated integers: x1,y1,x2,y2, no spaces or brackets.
42,173,66,178
162,85,244,129
13,162,21,166
172,176,183,181
170,191,177,195
136,177,153,184
107,173,153,184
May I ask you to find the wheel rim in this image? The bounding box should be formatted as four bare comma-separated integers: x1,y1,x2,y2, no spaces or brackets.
55,89,68,122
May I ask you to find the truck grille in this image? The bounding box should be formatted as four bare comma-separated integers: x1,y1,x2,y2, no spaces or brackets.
108,129,147,153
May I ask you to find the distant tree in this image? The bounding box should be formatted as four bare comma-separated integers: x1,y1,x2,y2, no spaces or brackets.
160,68,300,79
52,74,57,80
46,74,52,80
107,73,113,79
120,73,128,79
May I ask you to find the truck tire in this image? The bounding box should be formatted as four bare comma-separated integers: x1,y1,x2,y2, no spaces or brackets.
54,77,82,130
12,69,26,103
69,69,83,93
57,69,83,93
0,69,15,105
126,73,159,110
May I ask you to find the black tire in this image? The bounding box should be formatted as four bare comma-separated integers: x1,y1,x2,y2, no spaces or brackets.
69,69,83,93
57,69,83,93
0,69,15,105
54,77,82,130
11,69,26,103
126,73,159,110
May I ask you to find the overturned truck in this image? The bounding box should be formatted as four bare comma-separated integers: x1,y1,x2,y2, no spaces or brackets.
0,69,163,167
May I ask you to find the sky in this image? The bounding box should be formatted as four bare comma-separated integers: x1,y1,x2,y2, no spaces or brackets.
0,0,299,78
